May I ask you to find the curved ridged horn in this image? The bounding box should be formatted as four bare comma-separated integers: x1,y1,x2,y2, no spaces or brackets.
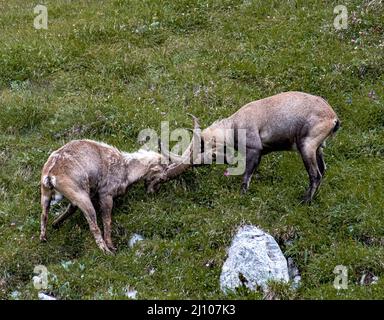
186,113,200,131
159,140,185,163
162,114,201,179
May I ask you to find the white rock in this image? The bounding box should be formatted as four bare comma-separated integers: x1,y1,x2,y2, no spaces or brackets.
10,290,20,300
129,233,144,248
149,268,156,275
124,286,138,299
360,273,379,285
220,225,289,293
38,292,57,300
372,276,379,284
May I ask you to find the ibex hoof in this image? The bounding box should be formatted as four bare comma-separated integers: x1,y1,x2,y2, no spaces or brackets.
52,222,61,229
300,196,312,205
240,184,248,195
106,243,117,252
98,240,115,255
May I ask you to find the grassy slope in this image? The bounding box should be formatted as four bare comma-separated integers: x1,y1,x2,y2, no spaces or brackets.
0,0,383,299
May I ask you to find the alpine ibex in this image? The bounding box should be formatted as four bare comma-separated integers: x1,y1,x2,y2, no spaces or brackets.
161,91,340,203
40,139,175,254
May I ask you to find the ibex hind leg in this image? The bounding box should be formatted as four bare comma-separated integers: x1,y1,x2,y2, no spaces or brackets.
316,146,326,176
75,193,113,255
298,142,322,204
40,186,53,242
59,183,113,254
99,195,116,252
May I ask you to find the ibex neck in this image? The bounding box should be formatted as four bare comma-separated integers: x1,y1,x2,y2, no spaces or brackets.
122,150,160,183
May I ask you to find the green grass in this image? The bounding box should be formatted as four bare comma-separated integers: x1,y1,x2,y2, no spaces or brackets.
0,0,383,299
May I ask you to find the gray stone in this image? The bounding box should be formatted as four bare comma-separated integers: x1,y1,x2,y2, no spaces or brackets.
38,292,57,300
360,272,379,285
123,286,138,299
129,233,144,248
220,225,289,293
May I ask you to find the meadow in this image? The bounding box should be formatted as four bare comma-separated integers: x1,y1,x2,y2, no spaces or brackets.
0,0,383,299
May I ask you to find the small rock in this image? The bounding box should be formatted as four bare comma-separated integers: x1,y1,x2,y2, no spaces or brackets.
124,286,138,299
150,21,160,29
360,272,379,285
10,290,20,300
148,267,156,275
205,259,215,268
61,260,73,270
220,225,289,294
38,292,57,300
129,233,144,248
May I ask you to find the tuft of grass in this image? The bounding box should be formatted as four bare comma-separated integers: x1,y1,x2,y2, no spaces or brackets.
0,0,383,299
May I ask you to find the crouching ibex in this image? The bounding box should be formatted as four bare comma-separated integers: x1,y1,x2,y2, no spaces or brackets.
39,139,188,254
161,91,340,203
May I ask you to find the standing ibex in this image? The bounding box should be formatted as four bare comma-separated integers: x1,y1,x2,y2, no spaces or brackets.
39,139,181,254
161,91,340,203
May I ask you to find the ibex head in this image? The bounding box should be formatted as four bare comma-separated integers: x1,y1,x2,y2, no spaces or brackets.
145,114,203,191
